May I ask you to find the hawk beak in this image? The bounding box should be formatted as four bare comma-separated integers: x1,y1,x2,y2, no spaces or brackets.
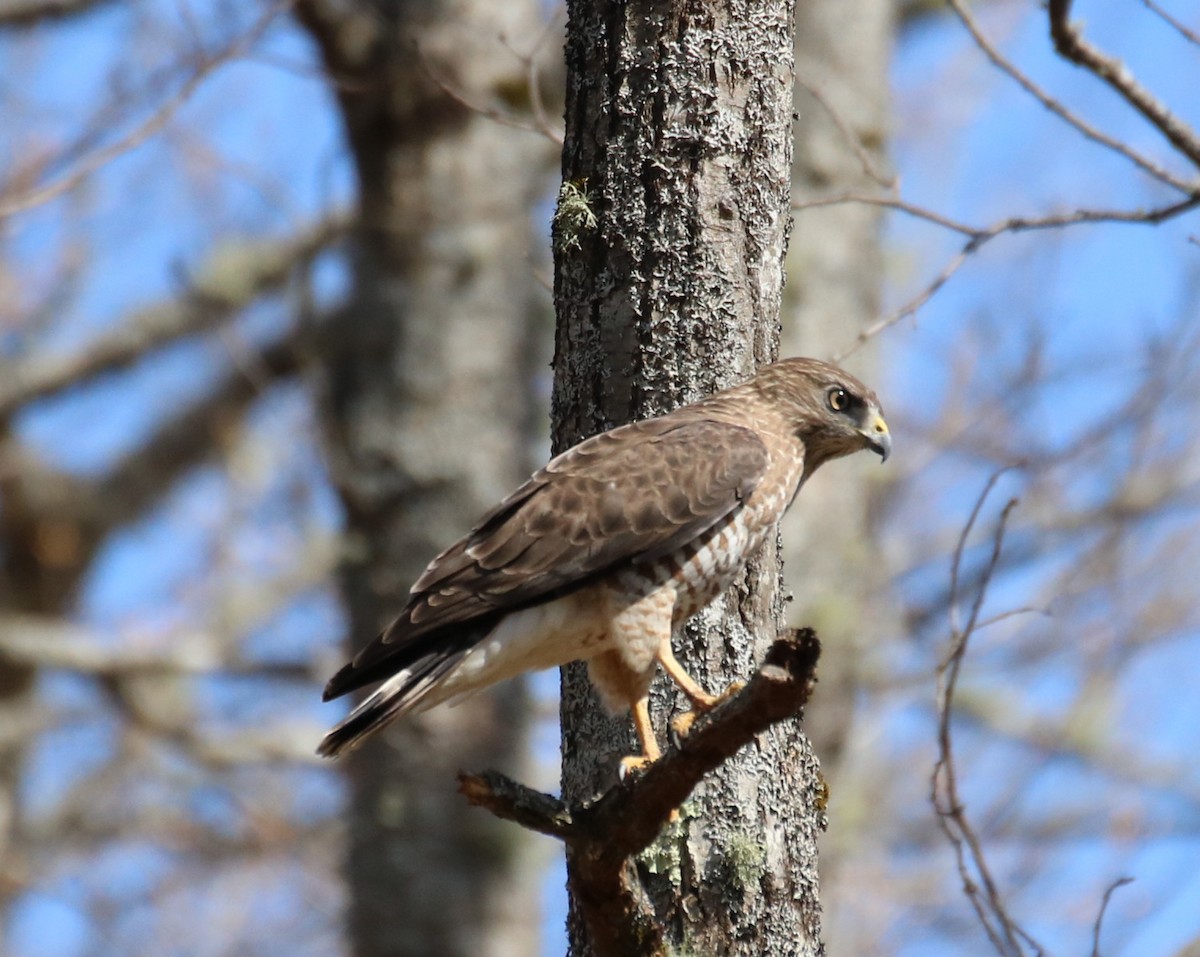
860,413,891,463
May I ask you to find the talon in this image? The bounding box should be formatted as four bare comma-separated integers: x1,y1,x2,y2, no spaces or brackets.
619,754,655,782
670,708,700,743
717,679,746,703
670,679,746,745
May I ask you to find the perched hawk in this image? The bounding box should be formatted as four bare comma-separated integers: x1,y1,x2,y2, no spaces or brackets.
318,357,890,765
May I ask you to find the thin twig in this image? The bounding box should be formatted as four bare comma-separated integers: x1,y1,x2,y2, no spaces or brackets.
1141,0,1200,46
1090,876,1134,957
798,190,1200,240
500,8,567,145
795,191,977,236
819,190,1200,360
946,0,1197,194
0,2,290,220
974,606,1049,631
1050,0,1200,168
794,72,894,188
0,213,347,417
933,472,1034,957
415,38,563,145
834,235,979,362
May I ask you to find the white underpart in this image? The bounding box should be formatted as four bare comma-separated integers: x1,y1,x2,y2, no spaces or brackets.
417,452,803,715
420,588,613,710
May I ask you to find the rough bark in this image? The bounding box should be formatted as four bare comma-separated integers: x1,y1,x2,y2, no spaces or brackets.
551,2,824,955
464,630,823,957
296,2,554,955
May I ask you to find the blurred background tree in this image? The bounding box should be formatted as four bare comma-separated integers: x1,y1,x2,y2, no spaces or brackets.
0,1,1197,956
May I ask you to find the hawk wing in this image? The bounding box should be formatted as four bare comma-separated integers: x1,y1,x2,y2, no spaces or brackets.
323,415,771,700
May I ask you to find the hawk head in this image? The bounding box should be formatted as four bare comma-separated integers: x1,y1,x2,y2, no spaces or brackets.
752,357,891,476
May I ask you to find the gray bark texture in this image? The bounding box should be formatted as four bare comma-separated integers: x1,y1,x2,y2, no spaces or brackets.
296,1,554,955
550,1,826,955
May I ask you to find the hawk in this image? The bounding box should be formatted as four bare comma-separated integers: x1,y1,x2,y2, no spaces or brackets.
318,357,890,766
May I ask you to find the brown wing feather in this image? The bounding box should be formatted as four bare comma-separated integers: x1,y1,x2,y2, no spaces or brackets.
323,414,768,700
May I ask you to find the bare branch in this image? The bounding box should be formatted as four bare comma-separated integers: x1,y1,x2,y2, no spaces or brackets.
460,629,822,957
499,9,567,146
816,190,1200,359
0,327,312,580
932,476,1034,957
0,525,335,679
0,214,346,418
1141,0,1200,47
834,234,977,363
798,190,1200,241
794,73,894,188
0,1,290,220
0,614,316,679
1090,876,1134,957
415,41,564,145
795,190,977,236
946,0,1197,193
0,0,112,28
1049,0,1200,168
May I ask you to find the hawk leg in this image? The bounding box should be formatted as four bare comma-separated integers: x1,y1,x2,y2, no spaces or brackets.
619,696,661,777
658,641,718,709
621,696,683,824
659,641,744,741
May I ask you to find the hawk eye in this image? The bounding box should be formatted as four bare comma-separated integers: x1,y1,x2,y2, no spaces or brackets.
827,388,850,413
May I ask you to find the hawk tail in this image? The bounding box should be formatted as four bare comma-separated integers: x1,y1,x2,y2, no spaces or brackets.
316,649,468,758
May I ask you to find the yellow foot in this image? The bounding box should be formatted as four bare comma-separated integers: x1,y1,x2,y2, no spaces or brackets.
719,679,747,701
618,753,656,782
670,680,747,742
669,708,702,742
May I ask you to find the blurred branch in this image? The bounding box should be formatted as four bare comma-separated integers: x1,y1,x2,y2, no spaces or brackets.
1,330,307,550
0,2,286,220
460,629,821,957
821,0,1200,358
0,214,348,418
419,38,564,145
0,520,337,765
0,525,336,680
1049,0,1200,168
1090,877,1134,957
499,8,566,146
932,474,1034,957
1141,0,1200,47
95,335,307,516
954,691,1200,809
794,73,894,189
0,0,112,27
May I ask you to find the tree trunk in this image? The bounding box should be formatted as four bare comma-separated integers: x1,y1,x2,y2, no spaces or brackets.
551,2,823,955
296,2,554,955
